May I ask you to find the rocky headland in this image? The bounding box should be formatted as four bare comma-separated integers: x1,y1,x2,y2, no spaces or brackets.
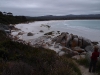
0,22,100,75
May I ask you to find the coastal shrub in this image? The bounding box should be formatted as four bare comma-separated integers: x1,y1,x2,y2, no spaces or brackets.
0,30,82,75
0,47,9,60
77,57,89,68
96,61,100,74
0,30,7,41
50,57,82,75
2,62,34,75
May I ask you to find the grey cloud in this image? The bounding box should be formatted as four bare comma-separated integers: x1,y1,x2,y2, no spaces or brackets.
0,0,100,16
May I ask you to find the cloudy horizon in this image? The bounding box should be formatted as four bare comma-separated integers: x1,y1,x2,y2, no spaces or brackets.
0,0,100,16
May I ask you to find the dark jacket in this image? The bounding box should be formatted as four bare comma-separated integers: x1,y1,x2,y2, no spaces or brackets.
91,50,99,61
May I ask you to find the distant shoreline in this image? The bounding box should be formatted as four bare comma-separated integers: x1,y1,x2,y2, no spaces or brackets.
27,14,100,21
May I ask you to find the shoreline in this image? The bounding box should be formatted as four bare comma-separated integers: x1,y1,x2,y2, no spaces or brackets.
13,20,100,42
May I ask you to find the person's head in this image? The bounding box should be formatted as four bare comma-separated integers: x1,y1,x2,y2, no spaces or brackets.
94,45,98,52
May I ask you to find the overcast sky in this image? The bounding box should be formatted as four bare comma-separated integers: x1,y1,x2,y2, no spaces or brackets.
0,0,100,16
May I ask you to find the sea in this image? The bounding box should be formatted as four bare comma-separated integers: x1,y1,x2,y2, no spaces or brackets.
48,20,100,30
15,20,100,43
47,20,100,42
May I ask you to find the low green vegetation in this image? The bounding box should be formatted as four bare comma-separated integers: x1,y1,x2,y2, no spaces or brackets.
0,30,82,75
77,56,100,74
0,11,27,25
77,58,90,68
96,61,100,74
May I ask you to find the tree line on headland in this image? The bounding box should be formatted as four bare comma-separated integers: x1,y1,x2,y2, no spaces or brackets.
1,11,100,25
0,11,28,25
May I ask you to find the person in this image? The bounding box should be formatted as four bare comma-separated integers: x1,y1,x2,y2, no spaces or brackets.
89,46,99,73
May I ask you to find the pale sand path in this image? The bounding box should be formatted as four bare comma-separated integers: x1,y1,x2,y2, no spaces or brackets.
79,65,97,75
73,60,98,75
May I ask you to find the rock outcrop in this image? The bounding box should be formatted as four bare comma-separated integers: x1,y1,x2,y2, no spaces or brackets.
51,32,97,59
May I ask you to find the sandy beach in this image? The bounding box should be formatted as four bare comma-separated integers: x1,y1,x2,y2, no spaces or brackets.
12,21,100,42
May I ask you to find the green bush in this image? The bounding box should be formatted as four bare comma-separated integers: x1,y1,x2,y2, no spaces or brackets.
77,58,89,68
52,57,82,75
96,61,100,74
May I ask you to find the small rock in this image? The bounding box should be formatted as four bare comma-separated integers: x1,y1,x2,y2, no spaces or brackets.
27,32,33,36
72,55,85,60
54,43,60,48
18,32,24,35
78,39,82,47
73,51,79,55
80,55,85,59
72,47,85,53
59,51,65,56
39,30,44,32
81,38,92,48
61,47,72,53
91,41,99,45
72,55,80,60
60,40,66,46
80,52,87,55
71,38,78,47
57,31,60,34
44,31,53,35
85,45,94,52
61,47,68,52
52,37,57,42
42,43,49,49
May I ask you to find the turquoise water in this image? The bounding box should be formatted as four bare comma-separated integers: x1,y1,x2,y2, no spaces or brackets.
66,20,100,30
47,20,100,42
49,20,100,30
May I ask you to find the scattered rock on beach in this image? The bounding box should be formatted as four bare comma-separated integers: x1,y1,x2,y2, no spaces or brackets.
57,31,60,34
91,41,99,45
81,52,87,55
71,38,78,47
27,32,33,36
39,30,44,33
44,31,53,35
72,47,85,53
61,47,68,52
60,40,66,46
73,51,79,55
59,51,65,56
52,37,57,42
72,55,85,60
18,32,24,35
85,45,94,52
54,43,60,48
81,38,92,48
